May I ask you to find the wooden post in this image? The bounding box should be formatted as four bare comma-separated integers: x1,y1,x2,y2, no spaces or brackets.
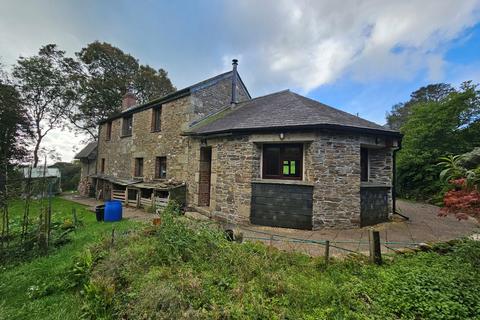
151,191,155,211
136,189,140,208
269,234,274,247
72,208,77,226
369,230,382,265
124,187,128,206
111,227,115,246
324,240,330,265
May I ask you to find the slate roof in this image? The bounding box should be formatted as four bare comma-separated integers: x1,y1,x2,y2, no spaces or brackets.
74,142,97,160
186,90,401,137
100,71,251,124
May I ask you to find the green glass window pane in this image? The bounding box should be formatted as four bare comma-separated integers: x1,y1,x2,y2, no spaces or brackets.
283,163,289,175
290,161,296,174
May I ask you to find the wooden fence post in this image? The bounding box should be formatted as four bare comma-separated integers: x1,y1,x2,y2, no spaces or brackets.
324,240,330,265
369,230,382,265
124,187,128,206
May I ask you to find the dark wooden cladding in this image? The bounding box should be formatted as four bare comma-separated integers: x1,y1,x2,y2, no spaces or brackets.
251,182,313,229
360,186,389,227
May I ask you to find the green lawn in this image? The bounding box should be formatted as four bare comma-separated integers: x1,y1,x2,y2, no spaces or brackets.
0,197,140,320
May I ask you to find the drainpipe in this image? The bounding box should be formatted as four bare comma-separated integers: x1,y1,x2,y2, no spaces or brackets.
392,139,408,219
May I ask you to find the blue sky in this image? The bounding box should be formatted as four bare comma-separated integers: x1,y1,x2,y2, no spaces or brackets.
1,0,480,161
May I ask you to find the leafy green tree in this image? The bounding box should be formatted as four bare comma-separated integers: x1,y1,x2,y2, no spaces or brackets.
386,83,454,130
12,44,79,167
397,81,480,200
50,161,81,191
69,42,176,139
0,67,30,245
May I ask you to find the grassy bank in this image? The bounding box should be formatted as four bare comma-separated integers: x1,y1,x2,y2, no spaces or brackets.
1,199,480,319
0,198,139,320
81,207,480,320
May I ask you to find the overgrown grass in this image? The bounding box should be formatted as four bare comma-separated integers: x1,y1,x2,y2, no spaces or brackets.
0,197,139,320
2,199,480,319
79,205,480,320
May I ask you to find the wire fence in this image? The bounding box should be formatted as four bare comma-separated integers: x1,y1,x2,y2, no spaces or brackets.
237,225,422,258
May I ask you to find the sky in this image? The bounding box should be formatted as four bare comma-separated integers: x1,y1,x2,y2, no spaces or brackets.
1,0,480,162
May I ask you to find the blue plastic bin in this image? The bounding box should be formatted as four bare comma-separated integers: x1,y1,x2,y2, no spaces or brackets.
104,200,123,222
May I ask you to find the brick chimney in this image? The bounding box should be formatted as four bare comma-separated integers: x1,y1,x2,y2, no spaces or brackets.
122,86,136,111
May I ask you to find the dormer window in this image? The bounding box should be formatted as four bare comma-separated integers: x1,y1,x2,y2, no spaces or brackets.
122,115,133,137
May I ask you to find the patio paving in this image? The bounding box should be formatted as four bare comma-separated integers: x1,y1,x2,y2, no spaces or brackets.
231,200,479,256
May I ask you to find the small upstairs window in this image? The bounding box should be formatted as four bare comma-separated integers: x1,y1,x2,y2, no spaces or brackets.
262,144,303,180
134,158,144,177
155,156,167,179
360,147,369,182
106,121,112,141
101,158,105,173
122,115,133,136
152,106,162,132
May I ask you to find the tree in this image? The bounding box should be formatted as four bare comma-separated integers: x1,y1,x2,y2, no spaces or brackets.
396,81,480,200
69,42,176,140
0,67,30,247
50,161,81,191
386,83,455,130
13,44,79,167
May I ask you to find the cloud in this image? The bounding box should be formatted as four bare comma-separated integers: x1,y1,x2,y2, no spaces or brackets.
1,0,479,162
222,0,480,93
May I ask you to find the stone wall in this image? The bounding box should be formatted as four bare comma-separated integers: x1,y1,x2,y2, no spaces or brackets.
97,94,205,183
190,130,395,229
305,132,362,228
96,74,246,186
80,159,96,178
191,75,250,120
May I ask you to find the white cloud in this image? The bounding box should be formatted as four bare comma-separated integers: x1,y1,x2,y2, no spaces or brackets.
223,0,480,92
1,0,480,161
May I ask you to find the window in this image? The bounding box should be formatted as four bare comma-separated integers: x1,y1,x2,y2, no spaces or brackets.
152,106,162,132
155,156,167,179
262,144,303,180
106,121,112,140
101,158,105,173
134,158,144,177
122,115,133,136
360,147,369,182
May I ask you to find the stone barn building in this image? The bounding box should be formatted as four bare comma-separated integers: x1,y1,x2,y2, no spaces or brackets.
91,60,402,229
75,142,97,197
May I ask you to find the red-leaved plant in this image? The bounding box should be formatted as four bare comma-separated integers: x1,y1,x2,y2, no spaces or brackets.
439,178,480,220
